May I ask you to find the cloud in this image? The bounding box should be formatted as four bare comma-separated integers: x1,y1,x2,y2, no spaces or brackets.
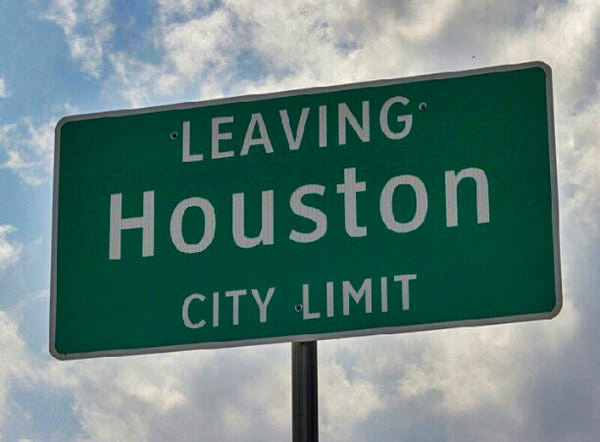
43,0,113,78
100,0,409,106
0,111,67,186
105,53,165,108
0,310,35,431
0,77,7,98
317,295,579,442
99,0,599,110
105,6,243,107
559,91,600,236
320,350,383,441
0,225,22,274
104,5,249,107
99,0,465,106
29,346,289,442
161,10,235,81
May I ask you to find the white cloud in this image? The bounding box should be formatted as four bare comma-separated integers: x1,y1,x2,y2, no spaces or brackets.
0,225,22,274
0,113,63,186
317,297,579,440
103,0,398,105
496,0,600,108
34,346,289,442
320,352,383,441
104,0,595,106
162,10,234,81
105,5,248,106
0,77,7,98
0,310,35,431
106,53,165,108
44,0,113,78
559,89,600,236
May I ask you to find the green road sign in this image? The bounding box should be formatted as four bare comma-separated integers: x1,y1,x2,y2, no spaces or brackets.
50,61,561,359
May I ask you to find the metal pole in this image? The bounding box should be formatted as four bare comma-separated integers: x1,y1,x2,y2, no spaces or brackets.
292,340,318,442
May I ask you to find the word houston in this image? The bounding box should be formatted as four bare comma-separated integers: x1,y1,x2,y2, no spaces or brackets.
108,166,490,260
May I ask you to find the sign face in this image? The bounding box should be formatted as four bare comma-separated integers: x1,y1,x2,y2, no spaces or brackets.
51,61,561,359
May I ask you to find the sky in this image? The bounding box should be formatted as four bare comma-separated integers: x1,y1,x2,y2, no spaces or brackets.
1,0,599,441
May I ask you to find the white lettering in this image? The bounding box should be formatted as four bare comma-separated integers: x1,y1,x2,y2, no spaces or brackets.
289,184,327,243
211,116,234,159
251,287,275,323
338,101,370,145
302,284,321,319
394,274,417,310
337,168,367,237
380,175,428,233
109,191,154,260
182,293,206,329
379,96,412,140
342,279,372,315
170,197,216,254
212,292,219,327
380,277,388,313
182,120,203,162
225,289,246,325
319,105,327,147
445,168,490,227
326,281,334,318
241,113,273,156
232,190,275,248
280,108,309,151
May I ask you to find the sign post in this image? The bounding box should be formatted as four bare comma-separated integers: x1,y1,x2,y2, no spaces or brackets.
292,341,319,442
51,61,560,360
